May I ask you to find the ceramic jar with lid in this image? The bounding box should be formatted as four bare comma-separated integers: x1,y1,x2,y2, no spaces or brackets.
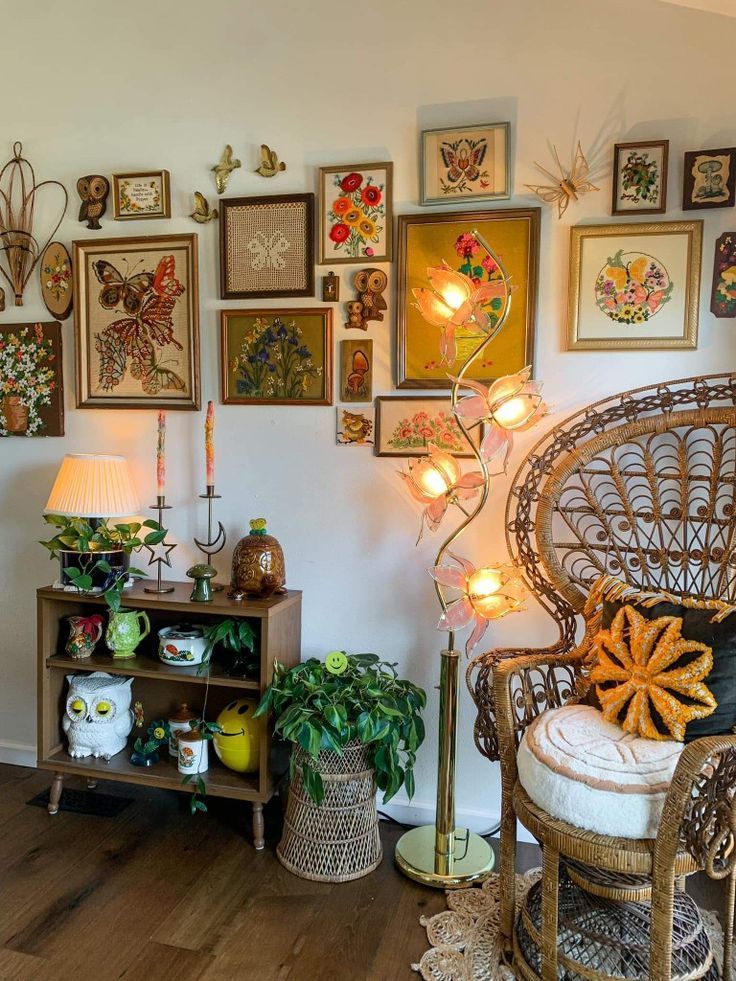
230,518,286,599
177,728,208,774
158,624,207,666
168,703,199,758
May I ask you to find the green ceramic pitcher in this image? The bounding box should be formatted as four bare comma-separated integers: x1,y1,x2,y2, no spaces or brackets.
105,609,150,660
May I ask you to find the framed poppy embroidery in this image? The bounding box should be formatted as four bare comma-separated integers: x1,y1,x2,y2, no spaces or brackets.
318,163,393,265
72,234,200,409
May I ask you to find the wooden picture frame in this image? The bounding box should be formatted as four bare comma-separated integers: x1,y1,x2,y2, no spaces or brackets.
112,170,171,220
220,308,332,406
0,321,64,436
318,163,392,264
374,396,482,458
683,147,736,210
220,193,314,299
73,233,200,409
396,208,539,389
420,123,511,206
611,140,668,216
567,221,702,351
711,232,736,318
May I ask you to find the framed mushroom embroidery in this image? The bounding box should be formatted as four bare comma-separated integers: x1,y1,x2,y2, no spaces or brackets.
220,193,314,299
683,147,736,210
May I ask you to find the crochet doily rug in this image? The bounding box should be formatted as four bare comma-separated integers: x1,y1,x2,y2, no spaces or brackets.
411,869,732,981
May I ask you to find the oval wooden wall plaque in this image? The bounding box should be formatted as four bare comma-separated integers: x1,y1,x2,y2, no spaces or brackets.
39,241,73,320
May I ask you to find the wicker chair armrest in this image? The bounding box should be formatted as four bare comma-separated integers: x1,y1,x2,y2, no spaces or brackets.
466,641,583,763
655,734,736,881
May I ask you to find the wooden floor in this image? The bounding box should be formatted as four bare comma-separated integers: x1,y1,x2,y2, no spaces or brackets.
0,763,474,980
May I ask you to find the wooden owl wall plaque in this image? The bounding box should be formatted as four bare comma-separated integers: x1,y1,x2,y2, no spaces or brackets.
77,175,110,230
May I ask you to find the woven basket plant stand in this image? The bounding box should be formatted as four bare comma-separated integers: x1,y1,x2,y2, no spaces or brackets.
277,742,382,883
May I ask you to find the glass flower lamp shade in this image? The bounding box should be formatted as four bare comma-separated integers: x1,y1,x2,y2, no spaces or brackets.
400,446,484,537
44,454,140,519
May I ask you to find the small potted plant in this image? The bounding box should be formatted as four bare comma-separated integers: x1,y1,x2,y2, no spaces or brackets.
202,618,257,677
255,652,426,882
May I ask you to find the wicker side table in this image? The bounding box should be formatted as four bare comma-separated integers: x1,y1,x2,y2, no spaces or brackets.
278,743,382,882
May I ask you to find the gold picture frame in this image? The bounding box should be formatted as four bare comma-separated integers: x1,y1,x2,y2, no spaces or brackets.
318,162,393,264
73,233,200,409
112,170,171,220
396,208,539,389
567,220,702,351
375,396,482,458
221,308,332,406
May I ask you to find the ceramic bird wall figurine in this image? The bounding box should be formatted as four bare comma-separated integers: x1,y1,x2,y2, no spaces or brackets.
189,191,218,223
255,144,286,178
77,175,110,230
212,145,241,194
526,141,599,218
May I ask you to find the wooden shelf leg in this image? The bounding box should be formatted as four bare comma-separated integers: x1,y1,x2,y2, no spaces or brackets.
252,802,265,851
48,772,64,815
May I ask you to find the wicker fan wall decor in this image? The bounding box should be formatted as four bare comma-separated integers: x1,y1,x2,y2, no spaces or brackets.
0,142,67,306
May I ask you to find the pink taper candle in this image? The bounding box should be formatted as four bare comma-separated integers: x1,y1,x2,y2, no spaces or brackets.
205,401,215,487
156,411,166,495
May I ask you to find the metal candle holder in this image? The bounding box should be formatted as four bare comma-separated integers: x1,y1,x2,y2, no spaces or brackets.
193,484,226,590
143,495,176,594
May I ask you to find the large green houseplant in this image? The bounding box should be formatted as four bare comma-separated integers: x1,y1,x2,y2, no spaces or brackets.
255,652,426,805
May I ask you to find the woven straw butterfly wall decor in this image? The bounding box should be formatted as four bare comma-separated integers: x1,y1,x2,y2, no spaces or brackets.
526,141,599,218
72,233,200,410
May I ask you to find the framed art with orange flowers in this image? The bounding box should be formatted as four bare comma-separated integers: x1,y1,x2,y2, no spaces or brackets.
374,396,482,458
318,162,393,264
396,208,539,389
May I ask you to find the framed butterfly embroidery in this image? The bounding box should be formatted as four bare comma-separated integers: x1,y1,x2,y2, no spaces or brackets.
72,234,200,409
220,193,314,299
421,123,510,206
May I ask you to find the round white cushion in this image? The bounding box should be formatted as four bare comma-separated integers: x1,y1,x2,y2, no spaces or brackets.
517,704,684,839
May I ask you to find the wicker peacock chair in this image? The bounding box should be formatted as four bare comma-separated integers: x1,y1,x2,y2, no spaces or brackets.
467,373,736,981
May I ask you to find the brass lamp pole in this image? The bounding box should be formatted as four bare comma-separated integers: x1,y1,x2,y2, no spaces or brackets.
395,229,517,888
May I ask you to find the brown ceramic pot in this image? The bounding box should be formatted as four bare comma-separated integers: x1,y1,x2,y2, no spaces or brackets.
230,519,286,598
3,396,28,433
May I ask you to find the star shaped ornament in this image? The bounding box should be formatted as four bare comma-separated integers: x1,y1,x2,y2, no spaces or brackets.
144,538,177,569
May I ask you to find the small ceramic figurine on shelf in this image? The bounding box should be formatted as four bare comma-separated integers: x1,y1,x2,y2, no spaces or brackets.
187,563,217,602
65,615,103,660
168,704,199,758
230,518,286,599
63,672,134,760
130,719,170,768
77,175,110,229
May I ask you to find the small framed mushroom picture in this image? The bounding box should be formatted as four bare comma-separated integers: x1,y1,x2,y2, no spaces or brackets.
683,147,736,211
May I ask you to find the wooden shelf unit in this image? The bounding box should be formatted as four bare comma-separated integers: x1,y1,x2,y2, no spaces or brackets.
37,581,302,847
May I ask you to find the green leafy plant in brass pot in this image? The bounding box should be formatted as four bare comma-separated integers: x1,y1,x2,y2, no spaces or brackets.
255,652,426,805
40,515,167,611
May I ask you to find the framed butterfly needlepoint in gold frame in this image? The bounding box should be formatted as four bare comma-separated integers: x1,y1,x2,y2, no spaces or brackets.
72,234,200,409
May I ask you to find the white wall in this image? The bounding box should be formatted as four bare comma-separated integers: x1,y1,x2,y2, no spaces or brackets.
1,0,735,831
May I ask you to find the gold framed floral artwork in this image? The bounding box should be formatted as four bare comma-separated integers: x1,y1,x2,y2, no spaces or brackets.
318,163,392,264
221,308,332,406
567,221,702,351
73,234,200,409
112,170,171,220
374,396,481,458
396,208,539,389
420,123,510,205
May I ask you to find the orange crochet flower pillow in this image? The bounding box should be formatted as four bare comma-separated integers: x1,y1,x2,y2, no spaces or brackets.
589,603,716,742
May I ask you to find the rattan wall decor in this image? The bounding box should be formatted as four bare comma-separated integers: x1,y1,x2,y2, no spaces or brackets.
219,193,314,299
277,742,382,883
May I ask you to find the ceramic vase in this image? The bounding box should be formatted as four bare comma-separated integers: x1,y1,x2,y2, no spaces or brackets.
65,615,103,660
230,523,286,598
168,703,199,758
178,729,208,774
105,609,150,659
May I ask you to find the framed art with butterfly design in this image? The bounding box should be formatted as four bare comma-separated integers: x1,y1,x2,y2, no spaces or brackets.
420,123,510,206
72,233,200,409
220,193,314,299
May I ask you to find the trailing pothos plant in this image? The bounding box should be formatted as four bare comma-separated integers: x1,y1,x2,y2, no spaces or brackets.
181,719,223,814
255,652,426,806
201,618,257,676
39,515,167,611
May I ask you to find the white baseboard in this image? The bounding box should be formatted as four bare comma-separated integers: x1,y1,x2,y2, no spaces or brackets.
0,740,36,768
380,795,537,844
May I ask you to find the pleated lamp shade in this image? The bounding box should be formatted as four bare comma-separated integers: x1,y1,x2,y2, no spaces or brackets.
44,454,141,518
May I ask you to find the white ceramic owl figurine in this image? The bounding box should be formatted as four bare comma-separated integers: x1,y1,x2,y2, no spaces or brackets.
63,672,134,760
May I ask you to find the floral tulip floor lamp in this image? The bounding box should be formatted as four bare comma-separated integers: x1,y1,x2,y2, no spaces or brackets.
394,231,544,888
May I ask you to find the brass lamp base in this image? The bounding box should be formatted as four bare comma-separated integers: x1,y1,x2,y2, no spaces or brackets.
395,824,495,889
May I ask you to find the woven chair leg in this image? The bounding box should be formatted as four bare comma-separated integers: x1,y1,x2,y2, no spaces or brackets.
541,845,559,981
499,793,517,952
650,868,676,981
723,869,736,981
